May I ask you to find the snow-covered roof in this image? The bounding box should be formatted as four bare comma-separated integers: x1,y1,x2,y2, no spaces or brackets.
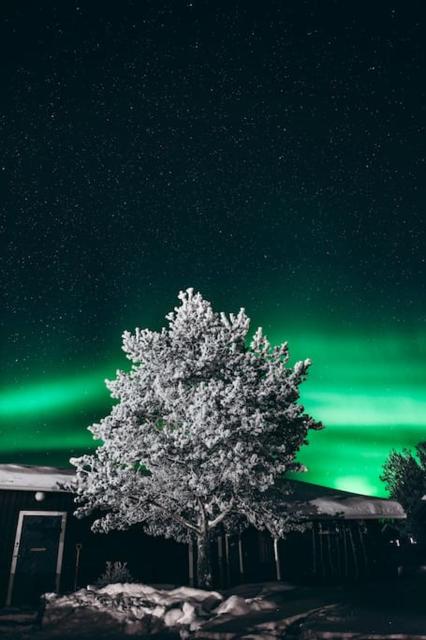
309,494,405,520
0,464,74,492
0,465,405,519
289,481,406,520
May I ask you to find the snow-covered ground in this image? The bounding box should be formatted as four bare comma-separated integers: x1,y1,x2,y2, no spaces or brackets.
2,579,426,639
41,581,289,637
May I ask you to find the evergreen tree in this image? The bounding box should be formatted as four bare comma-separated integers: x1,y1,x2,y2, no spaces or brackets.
71,289,323,587
381,442,426,542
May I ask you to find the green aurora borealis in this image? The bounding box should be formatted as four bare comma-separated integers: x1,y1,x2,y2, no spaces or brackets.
1,324,424,497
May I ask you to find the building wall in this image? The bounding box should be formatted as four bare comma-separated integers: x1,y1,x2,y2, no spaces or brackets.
0,487,401,605
0,488,188,606
0,489,73,605
211,520,400,589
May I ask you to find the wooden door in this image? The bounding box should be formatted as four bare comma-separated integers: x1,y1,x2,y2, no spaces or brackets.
7,511,66,606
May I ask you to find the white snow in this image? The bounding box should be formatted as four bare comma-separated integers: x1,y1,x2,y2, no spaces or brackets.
42,582,282,635
70,288,322,547
0,464,74,492
215,594,252,616
97,583,223,607
310,494,406,519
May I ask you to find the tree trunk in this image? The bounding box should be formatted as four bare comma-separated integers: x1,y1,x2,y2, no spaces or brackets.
196,532,212,589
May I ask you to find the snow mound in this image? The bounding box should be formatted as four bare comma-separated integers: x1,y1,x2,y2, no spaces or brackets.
215,595,252,616
42,582,282,636
43,583,225,635
98,582,222,604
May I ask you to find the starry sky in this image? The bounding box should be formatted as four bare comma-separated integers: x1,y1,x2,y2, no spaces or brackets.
1,1,425,497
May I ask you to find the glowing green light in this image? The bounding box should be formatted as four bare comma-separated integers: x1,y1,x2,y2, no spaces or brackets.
302,387,426,427
0,430,94,452
334,476,378,496
0,328,425,498
0,371,112,417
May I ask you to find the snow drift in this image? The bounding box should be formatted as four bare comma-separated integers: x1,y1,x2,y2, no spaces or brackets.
42,582,279,637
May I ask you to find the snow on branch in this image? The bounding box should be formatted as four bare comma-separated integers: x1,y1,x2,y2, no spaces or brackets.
71,289,323,583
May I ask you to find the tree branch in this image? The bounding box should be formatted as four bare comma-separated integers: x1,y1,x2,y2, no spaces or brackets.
208,497,235,529
128,494,200,534
150,498,200,534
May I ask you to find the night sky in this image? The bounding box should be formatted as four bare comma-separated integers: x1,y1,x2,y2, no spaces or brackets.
1,1,425,496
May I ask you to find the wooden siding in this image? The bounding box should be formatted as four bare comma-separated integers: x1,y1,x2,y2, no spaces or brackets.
0,489,188,605
0,487,401,604
0,489,73,604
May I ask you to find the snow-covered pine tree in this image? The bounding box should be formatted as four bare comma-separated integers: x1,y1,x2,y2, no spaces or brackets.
71,289,323,587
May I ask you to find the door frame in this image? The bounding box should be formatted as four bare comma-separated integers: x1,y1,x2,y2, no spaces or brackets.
6,510,67,606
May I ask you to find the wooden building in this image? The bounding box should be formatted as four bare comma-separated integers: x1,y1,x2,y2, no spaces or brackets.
215,482,407,587
0,465,187,607
0,464,406,606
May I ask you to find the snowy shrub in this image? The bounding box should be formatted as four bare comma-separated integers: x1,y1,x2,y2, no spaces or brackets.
95,561,134,587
